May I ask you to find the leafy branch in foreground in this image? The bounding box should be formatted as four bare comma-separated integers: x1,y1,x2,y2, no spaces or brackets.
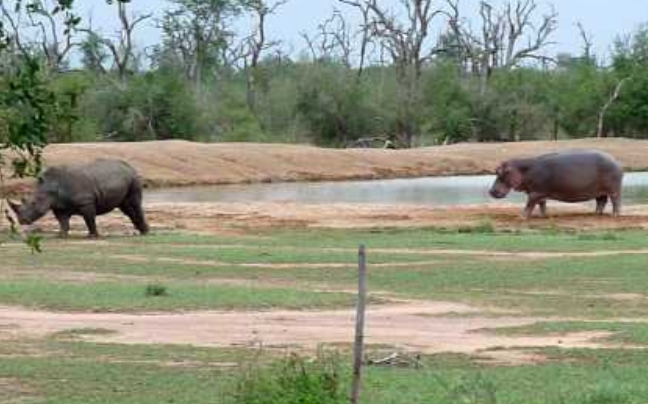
0,0,79,250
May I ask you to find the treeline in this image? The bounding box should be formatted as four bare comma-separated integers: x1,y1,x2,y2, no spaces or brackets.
2,0,648,148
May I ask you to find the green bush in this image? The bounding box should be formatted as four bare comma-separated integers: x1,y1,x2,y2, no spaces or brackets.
228,352,344,404
81,70,202,141
295,62,376,146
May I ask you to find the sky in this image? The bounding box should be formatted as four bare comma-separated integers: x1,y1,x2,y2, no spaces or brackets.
74,0,647,63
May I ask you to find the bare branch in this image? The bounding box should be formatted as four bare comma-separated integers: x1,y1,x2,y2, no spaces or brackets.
80,2,150,82
238,0,288,111
576,21,593,62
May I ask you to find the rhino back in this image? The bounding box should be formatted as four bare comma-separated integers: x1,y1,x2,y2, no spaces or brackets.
45,160,139,213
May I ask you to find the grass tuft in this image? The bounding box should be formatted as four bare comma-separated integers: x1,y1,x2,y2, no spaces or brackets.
457,220,496,234
145,283,168,298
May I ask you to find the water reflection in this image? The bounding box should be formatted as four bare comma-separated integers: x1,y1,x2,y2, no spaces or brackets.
146,172,648,207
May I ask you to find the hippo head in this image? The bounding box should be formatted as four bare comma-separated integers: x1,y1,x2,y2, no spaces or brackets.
489,162,523,199
8,193,52,225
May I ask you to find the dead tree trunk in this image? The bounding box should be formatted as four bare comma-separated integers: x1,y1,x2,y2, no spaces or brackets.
243,1,287,113
597,78,629,138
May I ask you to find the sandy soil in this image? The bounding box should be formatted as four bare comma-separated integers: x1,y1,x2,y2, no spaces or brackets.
0,302,616,362
5,138,648,192
13,201,648,236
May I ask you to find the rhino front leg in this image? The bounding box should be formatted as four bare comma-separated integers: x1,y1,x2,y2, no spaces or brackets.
80,206,99,238
53,211,71,238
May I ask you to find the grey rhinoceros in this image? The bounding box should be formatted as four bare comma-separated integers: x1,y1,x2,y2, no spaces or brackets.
8,159,149,237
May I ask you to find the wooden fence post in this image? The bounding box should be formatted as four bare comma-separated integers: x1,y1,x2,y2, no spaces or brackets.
351,244,367,404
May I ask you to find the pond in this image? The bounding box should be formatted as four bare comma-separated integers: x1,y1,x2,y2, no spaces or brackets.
145,172,648,207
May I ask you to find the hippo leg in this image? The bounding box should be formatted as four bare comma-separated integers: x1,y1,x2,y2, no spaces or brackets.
611,193,622,217
523,193,545,219
539,200,548,218
595,196,608,215
53,210,71,238
79,206,99,238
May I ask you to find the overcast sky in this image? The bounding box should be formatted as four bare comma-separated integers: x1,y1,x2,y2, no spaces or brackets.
75,0,647,62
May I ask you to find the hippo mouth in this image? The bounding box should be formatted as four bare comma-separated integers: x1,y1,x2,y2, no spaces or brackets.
489,188,509,199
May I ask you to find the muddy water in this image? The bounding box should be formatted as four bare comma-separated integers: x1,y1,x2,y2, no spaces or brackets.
146,172,648,207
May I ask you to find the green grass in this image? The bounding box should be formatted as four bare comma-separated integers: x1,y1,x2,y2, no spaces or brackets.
483,321,648,345
4,227,648,401
4,337,648,404
0,280,355,312
3,228,648,315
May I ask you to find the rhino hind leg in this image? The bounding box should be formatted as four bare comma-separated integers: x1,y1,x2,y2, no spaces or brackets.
120,197,149,235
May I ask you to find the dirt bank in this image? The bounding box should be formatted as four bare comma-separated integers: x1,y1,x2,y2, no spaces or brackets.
5,138,648,192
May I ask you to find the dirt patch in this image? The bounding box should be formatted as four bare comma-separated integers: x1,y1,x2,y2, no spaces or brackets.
4,138,648,193
0,377,36,403
130,202,648,233
0,268,150,284
0,302,623,363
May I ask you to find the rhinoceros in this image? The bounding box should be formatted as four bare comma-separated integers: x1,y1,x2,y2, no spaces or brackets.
8,159,149,237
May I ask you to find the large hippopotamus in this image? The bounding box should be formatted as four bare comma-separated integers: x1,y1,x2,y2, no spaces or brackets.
489,150,624,218
8,159,149,237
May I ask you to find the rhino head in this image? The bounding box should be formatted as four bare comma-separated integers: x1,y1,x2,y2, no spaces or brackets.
8,192,52,225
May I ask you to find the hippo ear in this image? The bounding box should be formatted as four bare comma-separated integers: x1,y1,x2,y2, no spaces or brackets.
506,166,523,190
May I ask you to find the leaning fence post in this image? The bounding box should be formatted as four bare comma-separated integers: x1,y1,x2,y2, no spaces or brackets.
351,244,367,404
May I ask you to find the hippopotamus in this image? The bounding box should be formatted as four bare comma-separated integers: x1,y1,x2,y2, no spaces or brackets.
8,159,149,237
489,150,624,218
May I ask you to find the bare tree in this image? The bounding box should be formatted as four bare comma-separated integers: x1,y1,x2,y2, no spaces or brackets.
239,0,287,112
158,0,245,94
0,0,80,71
337,0,373,78
339,0,448,147
448,0,558,94
81,1,151,83
299,11,355,67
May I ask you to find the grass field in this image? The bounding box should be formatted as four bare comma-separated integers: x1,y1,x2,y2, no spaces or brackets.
2,225,648,403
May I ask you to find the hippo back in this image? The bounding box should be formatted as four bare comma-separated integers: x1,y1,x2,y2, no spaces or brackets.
523,150,623,202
